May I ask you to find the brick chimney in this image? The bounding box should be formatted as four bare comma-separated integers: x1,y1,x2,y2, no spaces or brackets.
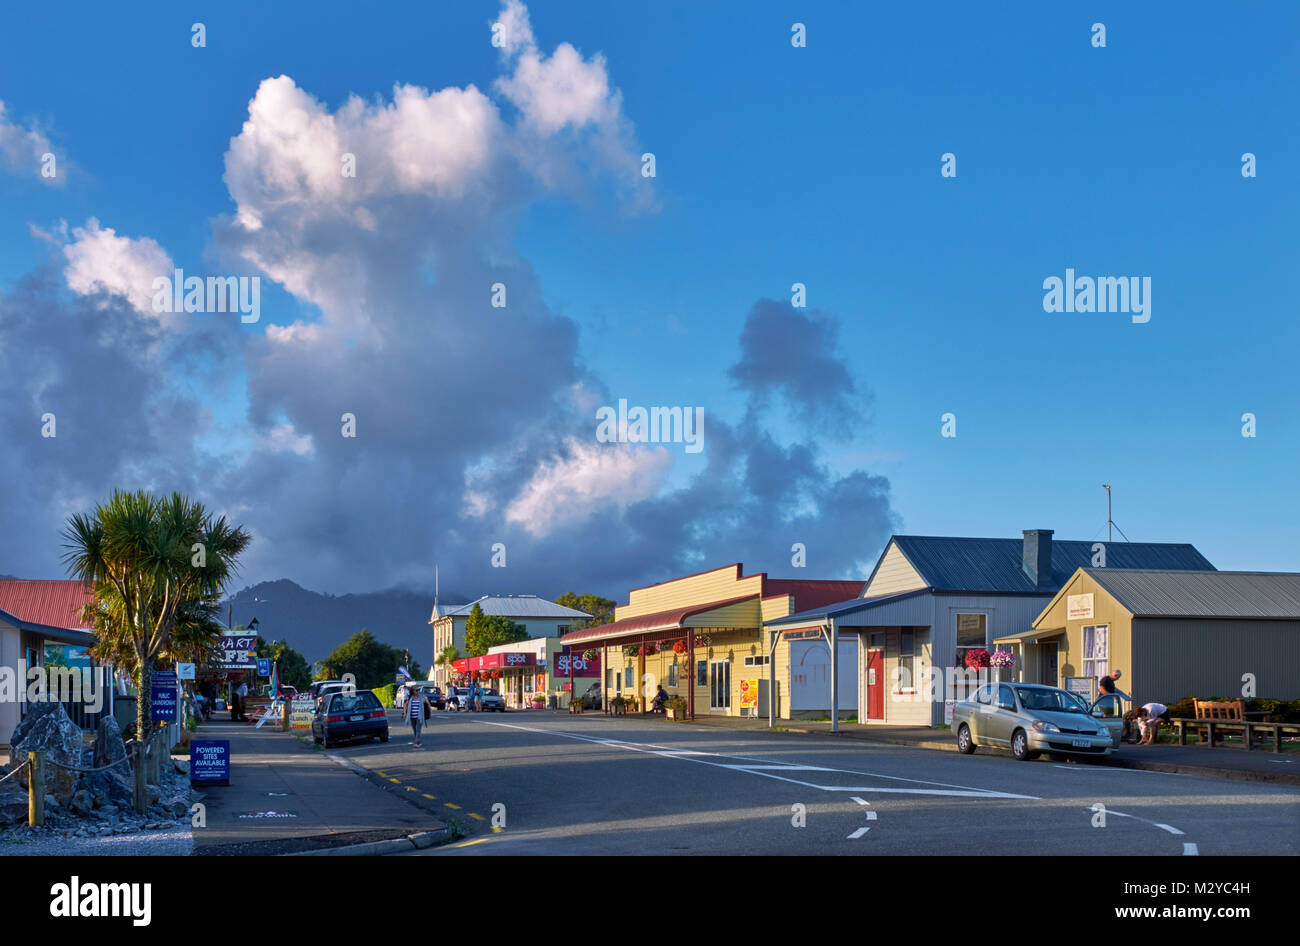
1022,529,1054,587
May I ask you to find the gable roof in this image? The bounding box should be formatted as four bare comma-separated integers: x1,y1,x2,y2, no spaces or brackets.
871,535,1214,596
0,579,95,639
1082,569,1300,620
429,594,591,623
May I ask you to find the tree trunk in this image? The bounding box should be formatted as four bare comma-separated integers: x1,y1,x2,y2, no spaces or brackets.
137,657,152,744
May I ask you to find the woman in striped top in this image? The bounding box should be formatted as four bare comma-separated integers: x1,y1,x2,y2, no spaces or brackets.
407,685,432,747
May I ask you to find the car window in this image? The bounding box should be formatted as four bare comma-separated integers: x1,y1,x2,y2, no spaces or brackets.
1016,687,1088,713
328,693,379,714
974,685,994,705
997,685,1016,709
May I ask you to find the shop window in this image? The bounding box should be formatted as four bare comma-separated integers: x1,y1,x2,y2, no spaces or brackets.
743,655,770,667
869,632,884,648
606,668,614,690
697,661,708,687
898,630,916,692
1082,625,1109,681
667,662,678,687
953,614,988,700
624,665,634,689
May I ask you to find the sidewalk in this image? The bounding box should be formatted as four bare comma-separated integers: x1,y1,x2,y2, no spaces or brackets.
662,714,1300,785
192,720,446,855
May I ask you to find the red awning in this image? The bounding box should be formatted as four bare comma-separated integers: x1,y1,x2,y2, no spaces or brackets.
558,594,757,646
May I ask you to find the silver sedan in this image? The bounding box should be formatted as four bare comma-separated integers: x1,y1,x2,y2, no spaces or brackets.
954,683,1115,761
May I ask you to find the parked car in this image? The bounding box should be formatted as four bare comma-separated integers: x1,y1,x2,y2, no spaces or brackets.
401,682,445,710
953,683,1115,761
446,686,469,711
313,689,389,748
310,680,352,709
480,688,506,712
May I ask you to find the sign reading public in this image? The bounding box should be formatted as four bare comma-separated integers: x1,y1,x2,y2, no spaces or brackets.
190,739,231,786
151,670,178,722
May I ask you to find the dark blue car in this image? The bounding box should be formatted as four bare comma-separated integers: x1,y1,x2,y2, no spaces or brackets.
312,689,389,748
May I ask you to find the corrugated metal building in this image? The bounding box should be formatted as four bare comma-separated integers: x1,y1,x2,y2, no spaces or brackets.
1016,569,1300,702
766,530,1217,725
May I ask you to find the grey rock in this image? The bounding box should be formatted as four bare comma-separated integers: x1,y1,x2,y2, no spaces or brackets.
92,716,128,771
7,702,84,803
77,769,134,809
0,789,28,827
172,758,189,775
160,796,188,818
69,790,95,817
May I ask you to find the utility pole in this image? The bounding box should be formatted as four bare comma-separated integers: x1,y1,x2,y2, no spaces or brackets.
1103,484,1112,542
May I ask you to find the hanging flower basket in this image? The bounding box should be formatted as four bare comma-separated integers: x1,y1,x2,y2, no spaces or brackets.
693,634,712,648
582,650,599,662
623,645,639,658
989,649,1016,669
672,640,688,655
964,648,991,671
640,642,657,657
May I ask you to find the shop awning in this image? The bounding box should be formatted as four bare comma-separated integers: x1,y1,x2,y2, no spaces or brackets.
993,626,1066,644
559,594,759,646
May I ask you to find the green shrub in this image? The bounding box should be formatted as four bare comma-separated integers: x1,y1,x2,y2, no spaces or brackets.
373,683,397,708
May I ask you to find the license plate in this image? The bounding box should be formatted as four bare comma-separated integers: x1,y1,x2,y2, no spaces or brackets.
1071,738,1091,748
349,714,364,721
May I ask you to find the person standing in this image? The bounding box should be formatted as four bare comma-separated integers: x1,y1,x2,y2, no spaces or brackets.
234,678,249,721
408,684,432,747
1098,669,1123,696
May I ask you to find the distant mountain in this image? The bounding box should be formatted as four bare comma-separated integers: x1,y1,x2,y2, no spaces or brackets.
222,579,459,670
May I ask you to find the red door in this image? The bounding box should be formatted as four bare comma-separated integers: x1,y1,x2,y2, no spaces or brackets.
867,650,884,720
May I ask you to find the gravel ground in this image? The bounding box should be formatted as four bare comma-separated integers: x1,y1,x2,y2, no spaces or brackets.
0,758,196,856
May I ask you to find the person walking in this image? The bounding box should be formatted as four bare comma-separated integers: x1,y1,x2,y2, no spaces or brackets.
408,685,432,747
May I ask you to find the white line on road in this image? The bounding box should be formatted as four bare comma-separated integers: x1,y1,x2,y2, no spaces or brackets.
1183,843,1199,855
471,718,1039,799
851,797,870,806
847,827,871,839
1154,823,1184,835
1052,765,1188,776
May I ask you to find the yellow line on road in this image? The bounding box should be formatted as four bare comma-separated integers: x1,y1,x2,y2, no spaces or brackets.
375,771,388,777
444,802,461,810
467,813,485,821
454,838,489,848
422,793,437,800
405,785,418,791
387,777,401,783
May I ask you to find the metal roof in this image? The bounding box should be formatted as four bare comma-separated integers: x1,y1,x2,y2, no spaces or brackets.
0,579,94,632
1083,569,1300,619
765,589,931,628
559,595,759,645
890,535,1214,594
429,595,591,621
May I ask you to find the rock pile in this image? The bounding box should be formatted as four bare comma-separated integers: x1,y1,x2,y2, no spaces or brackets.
0,702,193,840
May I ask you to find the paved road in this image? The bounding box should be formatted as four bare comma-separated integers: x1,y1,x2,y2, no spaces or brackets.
319,710,1300,856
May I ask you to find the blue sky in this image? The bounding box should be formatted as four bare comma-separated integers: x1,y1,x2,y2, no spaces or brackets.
0,1,1296,596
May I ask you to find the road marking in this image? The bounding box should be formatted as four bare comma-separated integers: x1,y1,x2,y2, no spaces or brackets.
422,793,437,800
468,813,486,821
1183,843,1199,855
718,764,832,771
863,811,877,820
375,771,388,777
847,827,871,839
405,786,418,792
1154,823,1184,835
851,797,870,806
387,777,401,783
471,718,1038,800
1052,765,1187,776
454,838,489,848
1088,807,1195,850
444,802,462,810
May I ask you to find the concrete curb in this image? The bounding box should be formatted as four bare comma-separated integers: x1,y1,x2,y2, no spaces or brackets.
282,829,449,856
678,718,1300,785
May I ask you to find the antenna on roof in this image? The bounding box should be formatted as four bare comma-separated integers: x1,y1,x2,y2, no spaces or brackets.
1102,484,1131,542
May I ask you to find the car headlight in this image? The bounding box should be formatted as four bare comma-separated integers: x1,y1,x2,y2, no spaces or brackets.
1031,720,1060,733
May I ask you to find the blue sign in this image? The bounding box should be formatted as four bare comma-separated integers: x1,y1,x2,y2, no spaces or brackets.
257,658,271,677
190,740,230,785
151,680,178,722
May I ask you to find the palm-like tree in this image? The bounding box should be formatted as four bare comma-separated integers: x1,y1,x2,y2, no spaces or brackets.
434,645,460,683
62,490,251,740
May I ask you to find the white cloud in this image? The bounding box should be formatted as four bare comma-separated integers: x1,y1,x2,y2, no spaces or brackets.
0,100,56,181
504,438,672,536
62,218,176,320
256,423,314,457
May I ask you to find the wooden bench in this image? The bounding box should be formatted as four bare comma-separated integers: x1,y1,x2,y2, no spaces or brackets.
1172,711,1298,753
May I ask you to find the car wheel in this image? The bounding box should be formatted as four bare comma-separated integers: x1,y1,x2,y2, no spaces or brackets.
956,723,976,754
1011,729,1036,761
